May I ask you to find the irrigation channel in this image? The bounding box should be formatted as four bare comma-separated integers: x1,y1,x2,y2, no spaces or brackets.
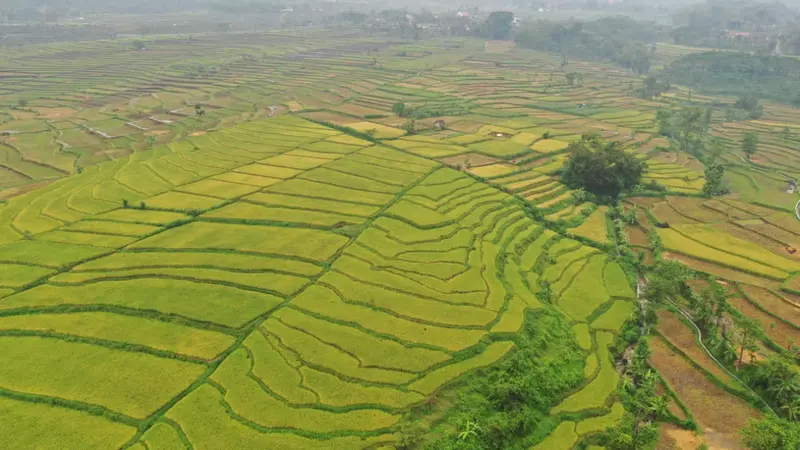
636,280,776,415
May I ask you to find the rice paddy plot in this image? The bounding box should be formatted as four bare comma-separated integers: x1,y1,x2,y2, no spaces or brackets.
72,251,322,277
0,336,205,419
204,202,365,227
0,279,283,328
130,221,349,262
0,312,235,360
0,397,136,450
552,332,618,413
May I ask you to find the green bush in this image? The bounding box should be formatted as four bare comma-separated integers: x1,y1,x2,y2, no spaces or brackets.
414,310,583,449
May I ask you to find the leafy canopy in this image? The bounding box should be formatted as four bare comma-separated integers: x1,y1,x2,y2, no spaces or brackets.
485,11,514,40
561,134,645,199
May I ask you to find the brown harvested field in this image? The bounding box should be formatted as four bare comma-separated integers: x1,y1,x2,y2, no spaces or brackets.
662,253,783,290
729,292,800,351
739,284,800,327
744,221,800,247
626,197,664,208
656,310,740,386
719,198,780,218
655,383,687,421
764,213,800,237
650,337,760,450
634,247,656,265
667,197,729,223
447,120,485,133
651,201,698,225
439,153,501,168
626,224,650,247
703,199,758,220
719,223,800,261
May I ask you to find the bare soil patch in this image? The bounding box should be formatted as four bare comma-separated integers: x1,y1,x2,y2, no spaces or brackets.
657,423,703,450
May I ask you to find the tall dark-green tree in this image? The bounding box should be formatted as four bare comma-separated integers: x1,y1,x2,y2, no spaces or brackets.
702,163,727,197
561,134,646,199
742,132,759,160
485,11,514,40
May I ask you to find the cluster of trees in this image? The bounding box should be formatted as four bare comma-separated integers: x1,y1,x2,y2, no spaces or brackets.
635,76,670,99
561,134,646,199
399,310,584,449
670,0,800,51
515,16,667,73
663,52,800,107
734,93,764,120
0,23,115,46
656,106,712,157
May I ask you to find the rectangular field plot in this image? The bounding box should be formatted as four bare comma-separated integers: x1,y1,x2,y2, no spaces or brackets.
259,154,330,170
50,266,309,297
0,397,136,450
265,178,395,205
657,228,791,280
94,209,189,225
62,220,160,237
299,167,402,194
0,240,110,267
0,312,235,360
35,230,140,248
177,179,261,199
130,222,349,262
0,336,205,419
142,191,224,211
233,163,303,179
73,251,322,277
1,279,282,328
204,202,366,227
245,192,379,217
0,263,56,288
211,172,282,187
345,121,405,138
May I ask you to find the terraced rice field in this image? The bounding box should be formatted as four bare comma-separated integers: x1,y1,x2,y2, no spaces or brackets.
0,109,640,449
4,27,800,450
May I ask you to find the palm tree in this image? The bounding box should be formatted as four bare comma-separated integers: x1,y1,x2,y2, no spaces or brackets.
780,399,800,422
768,373,800,405
572,187,586,202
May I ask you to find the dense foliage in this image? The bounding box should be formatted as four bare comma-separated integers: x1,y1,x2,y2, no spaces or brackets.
485,11,514,41
663,52,800,106
561,135,646,199
515,16,667,73
671,0,799,50
740,416,800,450
413,310,583,450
